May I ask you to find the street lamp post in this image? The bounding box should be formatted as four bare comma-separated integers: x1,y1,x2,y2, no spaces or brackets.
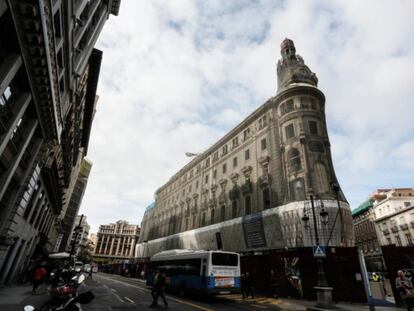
302,195,335,309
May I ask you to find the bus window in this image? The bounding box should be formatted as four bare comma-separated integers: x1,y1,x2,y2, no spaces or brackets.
212,253,238,266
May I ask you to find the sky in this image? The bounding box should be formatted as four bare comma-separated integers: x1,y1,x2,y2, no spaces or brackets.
79,0,414,233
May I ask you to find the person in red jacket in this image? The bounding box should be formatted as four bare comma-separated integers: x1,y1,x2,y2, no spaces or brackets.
32,265,47,294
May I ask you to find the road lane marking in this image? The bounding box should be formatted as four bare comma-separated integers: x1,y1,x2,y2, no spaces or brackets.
113,293,125,303
96,274,213,311
251,304,267,309
124,296,135,303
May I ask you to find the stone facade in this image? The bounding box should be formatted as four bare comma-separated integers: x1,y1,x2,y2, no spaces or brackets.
94,221,140,263
69,215,90,257
373,188,414,247
0,0,119,284
352,198,384,271
138,39,353,257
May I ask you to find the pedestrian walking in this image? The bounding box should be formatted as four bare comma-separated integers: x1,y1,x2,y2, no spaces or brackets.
32,265,47,294
246,272,254,299
150,271,168,308
269,269,279,298
396,270,414,311
88,267,93,279
150,271,160,304
241,273,247,299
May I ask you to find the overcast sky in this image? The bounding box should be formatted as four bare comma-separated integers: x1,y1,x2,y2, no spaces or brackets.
79,0,414,233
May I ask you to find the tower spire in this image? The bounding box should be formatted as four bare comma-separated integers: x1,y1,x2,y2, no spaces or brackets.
277,38,318,92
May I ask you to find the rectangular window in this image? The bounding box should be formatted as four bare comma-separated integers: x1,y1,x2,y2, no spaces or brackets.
232,200,238,218
211,209,215,224
233,157,238,168
406,233,413,245
205,174,209,184
261,138,267,150
263,188,270,209
0,86,12,106
285,124,295,139
57,49,64,70
243,128,250,141
222,163,227,174
245,149,250,160
395,235,402,246
212,252,238,266
221,205,226,221
213,151,219,162
213,169,217,179
222,145,228,155
196,180,199,189
205,157,210,168
308,121,318,135
245,195,251,215
53,10,62,39
232,137,239,148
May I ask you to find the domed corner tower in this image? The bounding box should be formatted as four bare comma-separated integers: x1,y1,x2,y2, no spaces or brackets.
275,39,353,245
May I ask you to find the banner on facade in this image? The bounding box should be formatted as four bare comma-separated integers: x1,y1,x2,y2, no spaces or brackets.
242,213,267,248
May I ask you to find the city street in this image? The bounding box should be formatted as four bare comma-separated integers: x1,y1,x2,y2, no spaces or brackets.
85,273,306,311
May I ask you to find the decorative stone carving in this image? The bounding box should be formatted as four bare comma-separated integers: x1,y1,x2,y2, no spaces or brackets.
229,173,239,185
241,165,253,179
277,38,318,92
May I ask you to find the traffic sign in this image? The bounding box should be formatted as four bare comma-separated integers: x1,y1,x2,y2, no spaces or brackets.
312,245,326,258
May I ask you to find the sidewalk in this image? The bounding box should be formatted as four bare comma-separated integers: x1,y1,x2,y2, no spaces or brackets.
285,298,404,311
0,283,50,311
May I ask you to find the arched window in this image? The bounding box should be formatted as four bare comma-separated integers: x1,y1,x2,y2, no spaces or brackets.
288,148,301,172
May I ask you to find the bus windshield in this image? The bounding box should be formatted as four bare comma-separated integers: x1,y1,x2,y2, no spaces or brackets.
212,252,238,266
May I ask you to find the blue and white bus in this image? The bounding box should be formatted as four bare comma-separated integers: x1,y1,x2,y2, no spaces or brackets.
147,249,241,295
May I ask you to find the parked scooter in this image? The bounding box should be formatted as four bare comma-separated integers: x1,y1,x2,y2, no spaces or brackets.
24,274,94,311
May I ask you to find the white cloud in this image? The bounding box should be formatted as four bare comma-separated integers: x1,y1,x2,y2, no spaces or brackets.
80,0,414,232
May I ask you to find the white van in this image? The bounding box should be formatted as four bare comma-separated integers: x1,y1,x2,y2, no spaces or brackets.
83,264,91,273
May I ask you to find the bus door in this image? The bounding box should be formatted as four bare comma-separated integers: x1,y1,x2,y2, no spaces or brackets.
201,258,207,287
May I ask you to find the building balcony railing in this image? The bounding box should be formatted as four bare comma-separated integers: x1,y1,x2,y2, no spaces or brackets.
390,226,399,233
400,224,409,231
382,228,390,235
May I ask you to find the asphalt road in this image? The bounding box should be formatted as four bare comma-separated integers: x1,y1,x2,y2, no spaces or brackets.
83,273,290,311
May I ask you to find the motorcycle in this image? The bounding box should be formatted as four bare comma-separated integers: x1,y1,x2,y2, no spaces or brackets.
24,274,94,311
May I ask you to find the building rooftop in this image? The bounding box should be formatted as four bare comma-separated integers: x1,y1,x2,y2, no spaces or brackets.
352,198,374,217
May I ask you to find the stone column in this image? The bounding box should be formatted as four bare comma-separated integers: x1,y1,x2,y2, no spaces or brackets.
104,236,111,255
109,236,115,255
129,237,136,257
98,236,104,254
115,237,121,256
